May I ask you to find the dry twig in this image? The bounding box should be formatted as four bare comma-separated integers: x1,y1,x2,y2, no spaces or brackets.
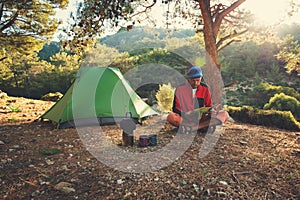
19,177,39,188
232,170,239,184
232,171,252,184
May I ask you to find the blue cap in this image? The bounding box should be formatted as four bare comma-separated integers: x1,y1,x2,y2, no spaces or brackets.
186,66,203,79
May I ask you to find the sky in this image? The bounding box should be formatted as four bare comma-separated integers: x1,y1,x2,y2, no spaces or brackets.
54,0,300,38
241,0,300,25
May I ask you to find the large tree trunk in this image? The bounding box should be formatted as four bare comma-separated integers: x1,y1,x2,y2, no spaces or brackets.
205,54,223,106
198,0,223,105
198,0,245,106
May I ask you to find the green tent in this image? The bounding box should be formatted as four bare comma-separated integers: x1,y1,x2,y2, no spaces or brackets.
40,67,158,128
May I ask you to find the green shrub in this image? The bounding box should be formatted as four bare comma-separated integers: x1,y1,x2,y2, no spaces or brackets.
155,83,175,112
226,105,300,131
248,82,300,108
224,74,268,107
264,93,300,119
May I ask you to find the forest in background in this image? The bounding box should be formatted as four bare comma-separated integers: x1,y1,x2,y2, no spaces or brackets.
1,23,300,129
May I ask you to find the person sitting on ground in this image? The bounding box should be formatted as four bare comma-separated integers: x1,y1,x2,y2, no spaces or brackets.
167,66,229,131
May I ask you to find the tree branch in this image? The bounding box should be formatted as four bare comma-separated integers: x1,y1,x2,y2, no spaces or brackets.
130,1,157,18
0,2,4,22
213,0,246,36
224,80,238,88
211,3,225,20
0,12,19,33
216,28,247,49
218,39,241,52
0,57,7,62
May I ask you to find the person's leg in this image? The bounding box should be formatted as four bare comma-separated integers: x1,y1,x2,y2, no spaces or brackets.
198,110,229,131
198,113,213,130
167,110,229,132
167,112,182,127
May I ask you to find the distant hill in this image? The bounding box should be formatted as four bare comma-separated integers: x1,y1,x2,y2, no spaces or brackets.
100,27,195,52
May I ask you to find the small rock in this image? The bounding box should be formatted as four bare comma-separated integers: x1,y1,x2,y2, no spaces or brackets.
217,191,227,197
1,159,7,164
204,189,210,196
124,192,132,198
54,182,71,189
219,181,228,186
239,140,248,145
199,185,204,191
98,181,106,186
31,190,40,197
54,182,75,193
193,184,199,192
117,179,124,184
70,178,78,183
45,160,55,165
40,181,50,185
62,165,70,171
0,141,5,145
60,187,75,193
12,145,24,150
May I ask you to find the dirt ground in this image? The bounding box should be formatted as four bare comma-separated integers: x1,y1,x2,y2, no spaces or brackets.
0,96,299,200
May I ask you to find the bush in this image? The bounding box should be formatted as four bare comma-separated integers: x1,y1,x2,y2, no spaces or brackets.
227,105,300,131
264,93,300,120
155,83,175,112
247,82,300,108
224,79,258,107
